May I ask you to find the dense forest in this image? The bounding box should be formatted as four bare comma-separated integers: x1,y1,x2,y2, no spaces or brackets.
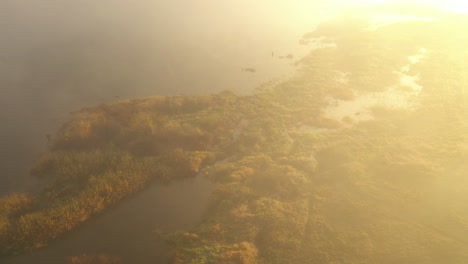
1,9,468,264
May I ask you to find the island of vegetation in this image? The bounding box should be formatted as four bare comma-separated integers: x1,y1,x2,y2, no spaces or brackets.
1,10,468,264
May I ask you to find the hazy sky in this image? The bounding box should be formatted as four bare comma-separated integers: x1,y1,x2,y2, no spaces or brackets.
1,0,464,46
1,1,464,47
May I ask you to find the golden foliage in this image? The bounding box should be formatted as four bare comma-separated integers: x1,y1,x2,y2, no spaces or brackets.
219,242,259,264
0,193,34,216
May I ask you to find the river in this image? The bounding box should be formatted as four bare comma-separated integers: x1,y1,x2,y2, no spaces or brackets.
0,0,329,195
3,176,215,263
0,1,326,262
2,1,442,262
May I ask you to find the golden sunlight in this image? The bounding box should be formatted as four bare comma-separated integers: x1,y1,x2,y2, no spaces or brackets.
301,0,468,13
356,0,468,13
282,0,467,28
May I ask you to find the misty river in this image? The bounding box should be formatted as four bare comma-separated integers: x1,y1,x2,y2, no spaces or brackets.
0,1,320,195
2,1,467,263
0,1,324,262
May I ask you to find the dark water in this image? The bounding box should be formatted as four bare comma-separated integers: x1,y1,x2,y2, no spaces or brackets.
2,176,215,263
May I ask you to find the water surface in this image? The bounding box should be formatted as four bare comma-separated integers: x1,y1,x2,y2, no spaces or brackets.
0,1,319,194
2,176,215,263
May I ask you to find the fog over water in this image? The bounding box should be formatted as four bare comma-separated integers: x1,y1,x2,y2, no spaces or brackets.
0,0,341,194
0,3,338,260
0,3,338,261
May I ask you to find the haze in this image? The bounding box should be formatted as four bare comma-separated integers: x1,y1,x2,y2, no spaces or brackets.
1,1,468,263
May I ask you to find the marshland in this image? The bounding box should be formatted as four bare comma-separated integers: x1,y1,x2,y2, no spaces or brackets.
1,1,468,263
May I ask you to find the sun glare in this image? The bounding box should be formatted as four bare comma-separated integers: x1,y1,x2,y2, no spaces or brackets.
445,1,468,13
290,0,467,28
358,0,468,13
